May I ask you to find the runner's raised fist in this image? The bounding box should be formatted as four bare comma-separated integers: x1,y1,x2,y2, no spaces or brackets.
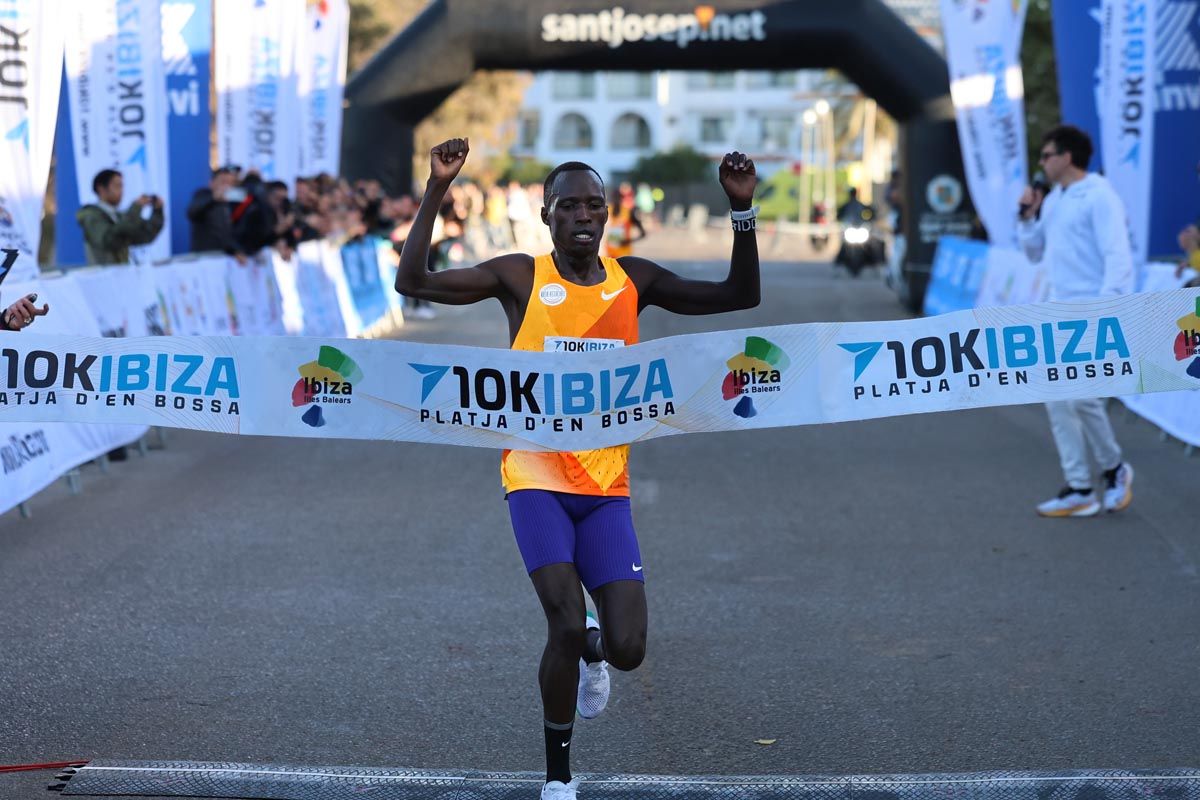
719,151,757,211
430,138,469,183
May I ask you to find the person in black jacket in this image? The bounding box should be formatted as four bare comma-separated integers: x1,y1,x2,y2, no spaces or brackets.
187,168,246,262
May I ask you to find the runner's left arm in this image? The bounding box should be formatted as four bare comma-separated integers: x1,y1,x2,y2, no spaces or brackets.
629,152,759,315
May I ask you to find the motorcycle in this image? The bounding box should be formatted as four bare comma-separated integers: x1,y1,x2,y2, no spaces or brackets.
835,207,885,277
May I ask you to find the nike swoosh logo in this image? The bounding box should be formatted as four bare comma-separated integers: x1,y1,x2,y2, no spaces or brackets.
600,286,627,301
561,740,571,747
632,564,643,572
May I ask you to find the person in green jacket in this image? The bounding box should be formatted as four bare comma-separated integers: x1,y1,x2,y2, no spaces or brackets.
76,169,165,265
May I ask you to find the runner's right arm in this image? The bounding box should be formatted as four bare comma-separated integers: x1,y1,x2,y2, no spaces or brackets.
395,138,507,305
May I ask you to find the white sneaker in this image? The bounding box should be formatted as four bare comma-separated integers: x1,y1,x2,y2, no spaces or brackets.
1036,486,1101,517
576,612,609,719
1103,463,1134,513
541,777,580,799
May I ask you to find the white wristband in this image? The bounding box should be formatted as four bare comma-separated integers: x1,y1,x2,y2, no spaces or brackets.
730,205,759,221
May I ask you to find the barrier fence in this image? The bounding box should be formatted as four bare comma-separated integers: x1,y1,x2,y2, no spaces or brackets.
0,238,401,517
926,236,1200,448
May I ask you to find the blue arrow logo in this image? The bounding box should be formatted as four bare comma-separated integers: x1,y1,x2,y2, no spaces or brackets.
409,363,450,402
838,342,884,380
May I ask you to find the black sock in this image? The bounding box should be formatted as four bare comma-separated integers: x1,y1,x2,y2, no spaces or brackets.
1102,463,1121,482
544,719,573,784
583,629,605,665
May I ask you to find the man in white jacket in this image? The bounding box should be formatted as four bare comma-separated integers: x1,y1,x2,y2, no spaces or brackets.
1018,125,1135,517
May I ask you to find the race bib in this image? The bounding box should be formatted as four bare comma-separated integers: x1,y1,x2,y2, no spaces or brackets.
544,336,625,353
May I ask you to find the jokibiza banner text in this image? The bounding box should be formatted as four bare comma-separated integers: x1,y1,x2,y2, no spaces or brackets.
0,290,1196,452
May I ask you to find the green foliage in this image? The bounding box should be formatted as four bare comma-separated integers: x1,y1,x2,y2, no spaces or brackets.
1021,0,1063,172
497,157,556,185
631,145,714,185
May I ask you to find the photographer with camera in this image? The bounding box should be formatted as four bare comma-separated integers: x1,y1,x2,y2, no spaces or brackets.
77,169,166,266
1017,125,1135,519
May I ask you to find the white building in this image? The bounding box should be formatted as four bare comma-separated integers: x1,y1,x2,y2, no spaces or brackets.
512,70,845,182
510,0,941,183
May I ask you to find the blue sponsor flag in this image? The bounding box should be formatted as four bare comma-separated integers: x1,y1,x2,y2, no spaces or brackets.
53,66,85,267
1148,0,1200,257
163,0,213,255
1051,0,1105,171
1054,0,1200,257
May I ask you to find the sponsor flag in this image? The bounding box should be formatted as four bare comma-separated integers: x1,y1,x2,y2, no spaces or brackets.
298,0,348,176
62,0,173,264
941,0,1030,248
214,0,304,187
162,0,213,255
0,0,63,281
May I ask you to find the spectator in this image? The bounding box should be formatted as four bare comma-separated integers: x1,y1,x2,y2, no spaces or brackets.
1018,124,1135,518
77,169,165,265
1177,223,1200,287
230,173,281,256
187,167,246,262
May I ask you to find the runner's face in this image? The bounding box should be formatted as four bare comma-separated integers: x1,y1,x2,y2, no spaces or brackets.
543,171,608,258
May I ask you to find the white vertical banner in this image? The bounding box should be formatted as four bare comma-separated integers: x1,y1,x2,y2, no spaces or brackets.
214,0,304,187
0,0,63,281
63,0,172,263
297,0,347,177
1099,0,1156,264
941,0,1030,248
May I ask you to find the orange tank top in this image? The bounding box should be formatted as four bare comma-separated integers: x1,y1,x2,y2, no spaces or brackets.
501,253,639,496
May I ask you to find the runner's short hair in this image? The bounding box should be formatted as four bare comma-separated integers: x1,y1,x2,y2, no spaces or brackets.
543,162,604,200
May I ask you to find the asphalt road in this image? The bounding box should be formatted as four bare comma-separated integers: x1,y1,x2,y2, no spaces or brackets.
2,262,1197,797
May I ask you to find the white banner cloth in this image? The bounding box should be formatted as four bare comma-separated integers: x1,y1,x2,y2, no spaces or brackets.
0,0,63,280
941,0,1030,248
0,275,146,515
297,0,348,176
0,289,1196,452
64,0,172,263
1099,0,1157,263
214,0,304,186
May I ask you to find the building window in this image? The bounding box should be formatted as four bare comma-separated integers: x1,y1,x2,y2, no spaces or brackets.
611,113,651,150
745,71,799,90
760,114,794,150
685,71,736,90
553,113,593,149
551,72,596,100
606,72,654,100
518,112,540,150
698,114,733,144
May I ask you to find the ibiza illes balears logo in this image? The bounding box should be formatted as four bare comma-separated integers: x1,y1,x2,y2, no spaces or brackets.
720,336,789,418
1174,296,1200,379
291,345,362,428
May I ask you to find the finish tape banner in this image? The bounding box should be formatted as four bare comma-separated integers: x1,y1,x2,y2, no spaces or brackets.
0,290,1196,451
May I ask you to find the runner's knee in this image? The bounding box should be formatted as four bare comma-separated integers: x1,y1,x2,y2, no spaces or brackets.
604,630,645,671
546,618,588,658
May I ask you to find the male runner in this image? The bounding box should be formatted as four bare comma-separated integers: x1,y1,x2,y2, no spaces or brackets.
396,138,759,799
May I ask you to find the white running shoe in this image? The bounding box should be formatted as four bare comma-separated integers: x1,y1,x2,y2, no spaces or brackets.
1103,462,1134,513
1036,486,1101,517
576,612,609,719
541,778,580,799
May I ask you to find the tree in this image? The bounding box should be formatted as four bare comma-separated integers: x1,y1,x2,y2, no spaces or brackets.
1020,0,1062,171
631,145,713,185
347,0,530,186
